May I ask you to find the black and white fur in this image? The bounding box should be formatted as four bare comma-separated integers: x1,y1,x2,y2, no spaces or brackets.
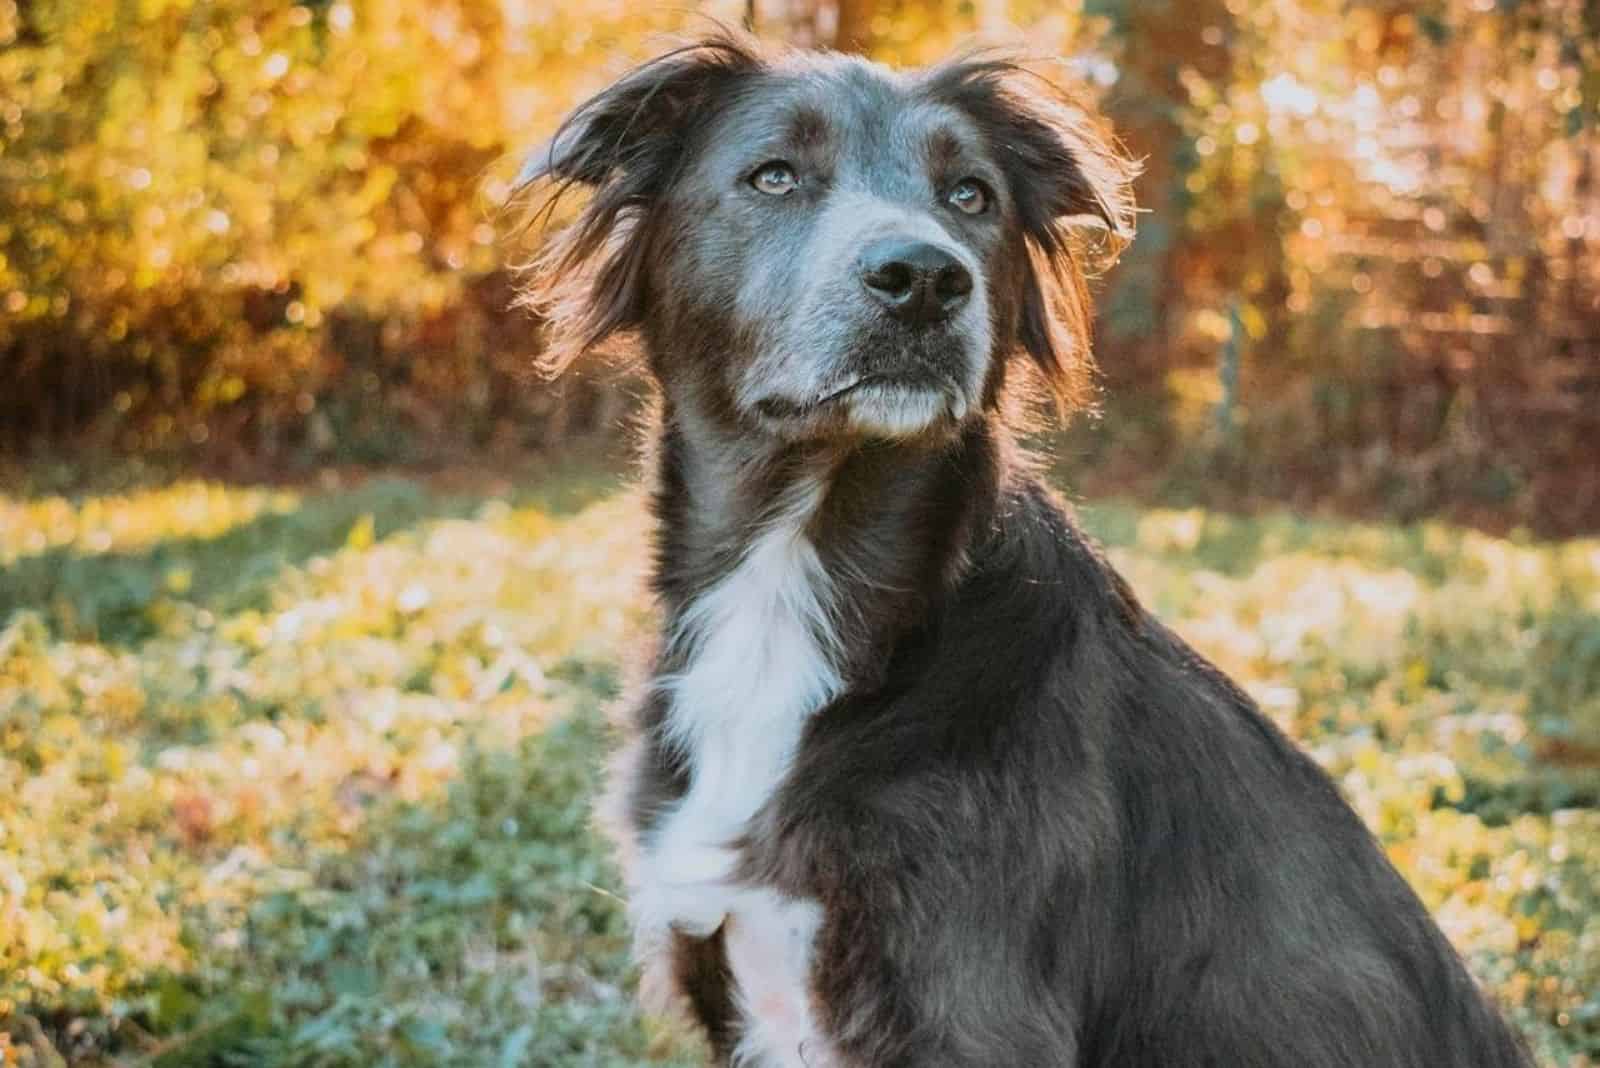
514,32,1533,1068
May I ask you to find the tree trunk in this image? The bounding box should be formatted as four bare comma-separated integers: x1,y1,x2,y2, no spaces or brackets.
833,0,874,52
753,0,875,52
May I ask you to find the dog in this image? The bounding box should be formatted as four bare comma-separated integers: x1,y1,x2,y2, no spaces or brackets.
514,31,1534,1068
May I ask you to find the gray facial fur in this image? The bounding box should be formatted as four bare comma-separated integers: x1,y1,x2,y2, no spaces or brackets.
651,68,1000,440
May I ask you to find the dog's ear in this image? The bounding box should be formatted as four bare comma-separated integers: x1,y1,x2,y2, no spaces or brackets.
514,34,757,191
928,57,1138,412
512,33,763,374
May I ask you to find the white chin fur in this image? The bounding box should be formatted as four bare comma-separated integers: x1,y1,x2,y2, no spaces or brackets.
841,383,965,438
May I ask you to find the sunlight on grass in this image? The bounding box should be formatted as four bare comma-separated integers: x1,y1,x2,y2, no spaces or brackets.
1,480,701,1067
0,485,301,566
1,482,1597,1065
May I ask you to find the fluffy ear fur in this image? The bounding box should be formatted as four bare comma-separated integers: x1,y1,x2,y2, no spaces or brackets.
925,56,1139,412
511,32,765,374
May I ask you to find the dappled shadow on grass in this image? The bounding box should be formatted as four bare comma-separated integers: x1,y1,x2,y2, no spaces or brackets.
151,687,698,1068
11,672,700,1068
0,461,628,646
1,480,660,1065
1076,497,1600,751
1,480,469,645
1078,495,1543,582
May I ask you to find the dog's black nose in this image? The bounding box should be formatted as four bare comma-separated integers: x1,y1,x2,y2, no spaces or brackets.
860,239,972,327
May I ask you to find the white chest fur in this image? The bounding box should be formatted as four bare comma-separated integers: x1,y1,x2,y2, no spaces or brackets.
631,480,841,1067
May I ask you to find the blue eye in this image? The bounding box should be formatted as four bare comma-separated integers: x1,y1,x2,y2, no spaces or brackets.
751,161,799,196
948,178,991,216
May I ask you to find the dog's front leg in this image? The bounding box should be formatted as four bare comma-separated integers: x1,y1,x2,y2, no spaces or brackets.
627,817,756,1048
631,835,742,944
745,793,1084,1068
600,730,745,1041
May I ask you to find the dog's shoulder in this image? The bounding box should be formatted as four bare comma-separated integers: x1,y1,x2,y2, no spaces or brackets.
944,472,1145,652
932,475,1333,798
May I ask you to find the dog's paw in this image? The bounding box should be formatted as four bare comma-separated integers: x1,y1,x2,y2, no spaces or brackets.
630,841,742,943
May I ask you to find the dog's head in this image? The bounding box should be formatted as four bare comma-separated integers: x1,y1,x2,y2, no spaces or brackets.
515,32,1136,442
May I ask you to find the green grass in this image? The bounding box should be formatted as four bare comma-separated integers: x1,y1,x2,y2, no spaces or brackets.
1,471,1597,1066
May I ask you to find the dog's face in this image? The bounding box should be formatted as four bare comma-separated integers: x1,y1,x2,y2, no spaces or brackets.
654,67,999,440
518,35,1135,442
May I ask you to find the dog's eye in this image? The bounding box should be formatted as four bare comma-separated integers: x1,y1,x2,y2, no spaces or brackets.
948,178,991,216
750,161,799,196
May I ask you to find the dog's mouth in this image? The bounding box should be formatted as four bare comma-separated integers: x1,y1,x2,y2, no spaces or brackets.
754,372,951,421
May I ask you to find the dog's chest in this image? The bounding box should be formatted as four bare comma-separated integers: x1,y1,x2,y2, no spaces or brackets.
641,489,842,1065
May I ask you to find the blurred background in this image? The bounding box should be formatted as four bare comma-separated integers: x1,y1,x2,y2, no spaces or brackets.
3,0,1598,531
1,2,1598,1067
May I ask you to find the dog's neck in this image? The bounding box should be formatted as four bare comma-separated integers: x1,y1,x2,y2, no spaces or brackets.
649,392,1005,687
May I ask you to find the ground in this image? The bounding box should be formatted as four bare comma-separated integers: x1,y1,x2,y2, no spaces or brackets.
1,463,1597,1067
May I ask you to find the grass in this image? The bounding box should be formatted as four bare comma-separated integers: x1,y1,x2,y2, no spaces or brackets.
1,465,1597,1066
